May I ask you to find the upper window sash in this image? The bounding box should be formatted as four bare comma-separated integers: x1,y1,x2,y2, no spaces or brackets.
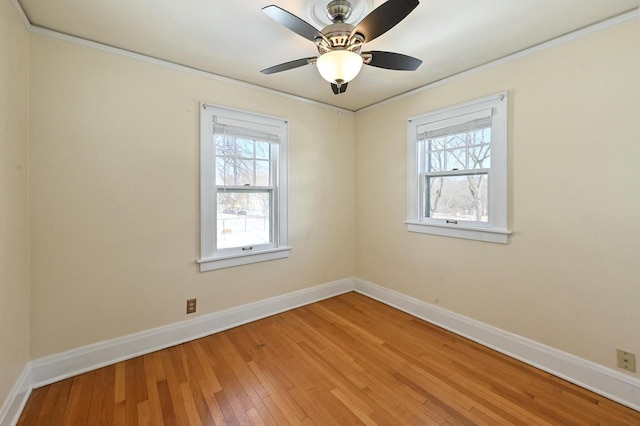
421,139,491,175
215,138,278,189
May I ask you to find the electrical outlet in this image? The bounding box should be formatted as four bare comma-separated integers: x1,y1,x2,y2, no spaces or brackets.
186,298,197,314
617,349,636,372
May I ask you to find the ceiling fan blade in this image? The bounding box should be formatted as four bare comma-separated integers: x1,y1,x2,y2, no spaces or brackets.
262,5,323,42
365,51,422,71
330,82,349,95
261,57,315,75
351,0,419,43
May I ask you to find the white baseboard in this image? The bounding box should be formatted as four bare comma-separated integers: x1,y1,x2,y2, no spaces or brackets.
4,276,638,426
354,277,640,412
0,366,31,426
29,277,354,389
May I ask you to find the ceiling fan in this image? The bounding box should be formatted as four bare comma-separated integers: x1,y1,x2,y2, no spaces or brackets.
260,0,422,95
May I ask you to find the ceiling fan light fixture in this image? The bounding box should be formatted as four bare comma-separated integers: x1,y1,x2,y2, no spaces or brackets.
316,50,363,85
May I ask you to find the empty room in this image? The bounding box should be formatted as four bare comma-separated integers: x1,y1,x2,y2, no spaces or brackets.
1,0,639,424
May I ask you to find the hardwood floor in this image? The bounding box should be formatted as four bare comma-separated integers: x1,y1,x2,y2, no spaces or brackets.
18,292,640,425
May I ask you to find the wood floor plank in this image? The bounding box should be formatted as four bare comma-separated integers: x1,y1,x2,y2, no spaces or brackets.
35,381,62,424
192,340,223,393
245,407,265,426
152,351,167,383
124,358,141,425
136,400,150,426
156,379,175,425
85,365,115,426
47,378,74,425
246,360,302,424
215,335,279,425
393,371,476,424
180,381,203,426
203,336,254,425
114,361,126,404
61,371,95,426
198,377,228,425
330,387,377,426
177,343,216,425
18,292,640,425
160,349,190,426
142,354,165,426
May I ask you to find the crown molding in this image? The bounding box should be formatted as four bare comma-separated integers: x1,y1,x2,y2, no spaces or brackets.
356,8,640,113
11,1,638,114
10,0,31,30
10,1,354,115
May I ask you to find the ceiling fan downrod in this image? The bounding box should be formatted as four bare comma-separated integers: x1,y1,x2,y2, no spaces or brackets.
326,0,353,23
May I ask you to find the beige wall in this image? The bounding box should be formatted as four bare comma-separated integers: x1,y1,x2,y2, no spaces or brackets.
5,5,638,392
0,1,30,406
355,20,640,374
28,35,355,358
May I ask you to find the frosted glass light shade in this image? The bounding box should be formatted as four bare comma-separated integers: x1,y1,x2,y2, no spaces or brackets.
316,50,363,84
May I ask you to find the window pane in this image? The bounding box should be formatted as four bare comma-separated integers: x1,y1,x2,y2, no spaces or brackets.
217,192,271,249
214,135,226,156
469,145,491,169
446,134,467,149
215,157,225,186
255,141,270,160
216,157,236,186
426,147,445,172
236,139,254,158
469,128,491,146
256,160,270,186
444,148,468,170
236,159,254,186
426,174,488,222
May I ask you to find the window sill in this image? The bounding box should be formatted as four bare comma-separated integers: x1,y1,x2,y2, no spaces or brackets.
406,221,510,244
198,246,292,271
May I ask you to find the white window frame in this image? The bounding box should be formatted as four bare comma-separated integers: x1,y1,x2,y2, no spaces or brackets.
406,92,510,244
198,103,291,271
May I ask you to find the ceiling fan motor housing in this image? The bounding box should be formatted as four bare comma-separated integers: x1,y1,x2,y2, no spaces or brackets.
315,22,363,54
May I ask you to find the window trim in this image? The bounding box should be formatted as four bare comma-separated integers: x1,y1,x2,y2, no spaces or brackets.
198,103,291,271
406,92,510,243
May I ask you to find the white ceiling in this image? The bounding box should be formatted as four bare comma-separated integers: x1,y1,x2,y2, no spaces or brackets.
17,0,640,111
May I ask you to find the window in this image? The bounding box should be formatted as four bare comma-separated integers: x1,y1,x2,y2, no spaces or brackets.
407,93,510,243
198,103,290,271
